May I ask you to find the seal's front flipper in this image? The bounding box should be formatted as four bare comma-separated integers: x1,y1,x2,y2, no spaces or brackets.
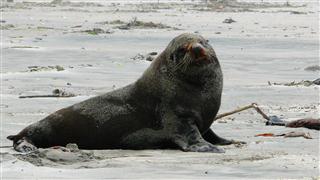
171,120,225,153
202,129,246,145
7,135,37,153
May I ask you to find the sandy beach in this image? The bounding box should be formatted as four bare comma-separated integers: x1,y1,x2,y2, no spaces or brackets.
1,0,319,179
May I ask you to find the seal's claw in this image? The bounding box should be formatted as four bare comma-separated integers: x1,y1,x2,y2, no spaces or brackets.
217,139,246,146
202,129,243,146
184,143,225,153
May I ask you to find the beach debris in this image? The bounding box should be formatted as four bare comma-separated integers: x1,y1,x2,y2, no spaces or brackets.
255,133,275,137
148,52,158,56
215,103,319,131
146,56,155,61
280,131,312,139
49,0,103,7
10,0,102,8
52,88,75,96
191,0,303,12
266,116,320,130
37,26,54,30
223,18,236,24
214,103,269,121
117,17,172,30
79,64,93,67
313,78,320,85
285,118,320,130
290,11,307,15
96,19,125,25
217,119,227,123
109,20,125,24
18,94,74,99
304,65,320,72
131,53,145,61
0,24,14,30
131,52,158,61
146,52,158,61
83,28,104,35
71,25,82,28
26,65,64,72
118,25,130,30
19,89,75,99
268,78,320,86
265,115,286,126
255,131,312,139
82,28,113,35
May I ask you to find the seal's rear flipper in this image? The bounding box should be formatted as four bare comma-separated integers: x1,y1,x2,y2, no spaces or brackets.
171,120,225,153
7,135,37,153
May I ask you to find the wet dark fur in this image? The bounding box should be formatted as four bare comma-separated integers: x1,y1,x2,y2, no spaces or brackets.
8,33,232,152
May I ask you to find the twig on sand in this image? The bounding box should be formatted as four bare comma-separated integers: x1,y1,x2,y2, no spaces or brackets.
19,94,75,98
19,89,76,98
214,103,269,121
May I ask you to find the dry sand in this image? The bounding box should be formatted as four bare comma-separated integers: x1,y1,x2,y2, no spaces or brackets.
1,0,319,179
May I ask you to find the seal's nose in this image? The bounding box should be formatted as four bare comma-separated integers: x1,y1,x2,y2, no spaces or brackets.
191,43,206,59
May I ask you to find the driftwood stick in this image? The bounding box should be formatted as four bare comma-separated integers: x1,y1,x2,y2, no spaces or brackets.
214,103,270,121
251,103,270,120
214,104,254,120
19,95,74,98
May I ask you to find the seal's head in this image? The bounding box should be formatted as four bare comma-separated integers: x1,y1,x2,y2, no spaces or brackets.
159,33,221,82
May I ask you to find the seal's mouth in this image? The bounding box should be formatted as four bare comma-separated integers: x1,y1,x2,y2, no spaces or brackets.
185,43,210,64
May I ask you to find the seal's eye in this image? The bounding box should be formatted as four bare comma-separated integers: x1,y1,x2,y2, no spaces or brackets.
170,47,187,63
175,47,187,60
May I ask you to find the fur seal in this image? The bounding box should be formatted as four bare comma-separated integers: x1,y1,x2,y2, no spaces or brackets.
8,33,237,153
